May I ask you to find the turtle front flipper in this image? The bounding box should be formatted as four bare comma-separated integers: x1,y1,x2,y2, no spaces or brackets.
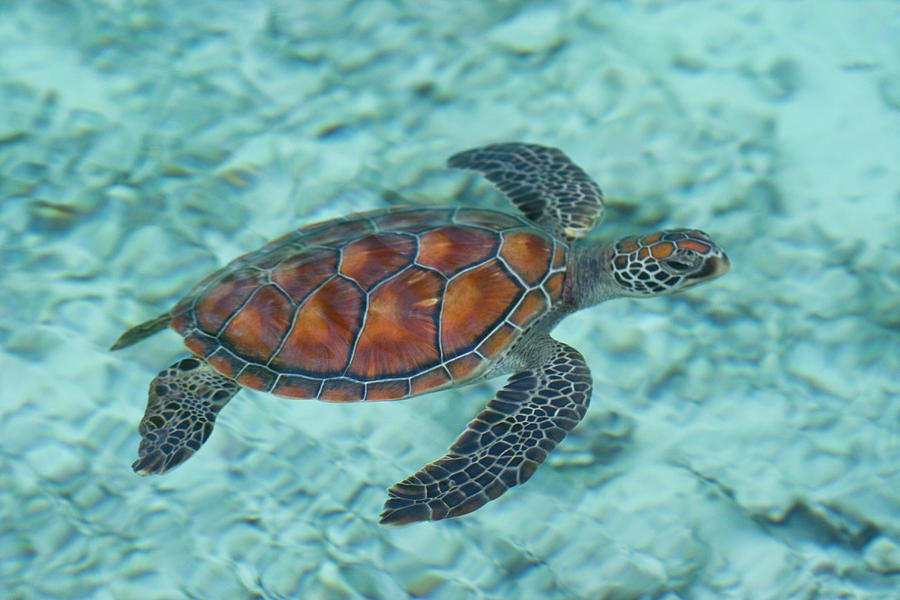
132,357,239,475
448,142,605,241
380,340,592,525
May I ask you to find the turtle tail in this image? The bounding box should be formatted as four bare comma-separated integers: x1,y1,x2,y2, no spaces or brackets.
110,313,172,351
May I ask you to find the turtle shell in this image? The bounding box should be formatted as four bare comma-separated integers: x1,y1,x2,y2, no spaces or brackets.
169,207,568,402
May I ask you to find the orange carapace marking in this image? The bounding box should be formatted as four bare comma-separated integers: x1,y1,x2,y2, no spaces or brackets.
409,366,452,396
347,267,442,379
339,233,417,290
177,208,578,405
441,262,521,357
544,272,565,302
320,379,365,402
365,380,410,401
417,226,498,277
447,353,485,380
236,364,277,392
273,374,321,399
269,277,363,376
508,289,548,328
271,248,338,302
476,323,519,359
196,269,266,334
220,284,294,363
206,347,244,379
552,243,566,269
500,231,552,286
183,330,217,357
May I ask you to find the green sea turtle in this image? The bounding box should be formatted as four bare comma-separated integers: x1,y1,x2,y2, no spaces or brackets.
112,143,729,524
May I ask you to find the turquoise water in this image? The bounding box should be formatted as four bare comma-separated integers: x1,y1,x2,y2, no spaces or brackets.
2,1,899,598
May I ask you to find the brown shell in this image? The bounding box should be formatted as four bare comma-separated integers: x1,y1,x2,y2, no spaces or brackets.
169,207,567,402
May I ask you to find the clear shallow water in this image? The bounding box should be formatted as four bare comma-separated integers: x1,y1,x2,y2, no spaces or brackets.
2,1,899,598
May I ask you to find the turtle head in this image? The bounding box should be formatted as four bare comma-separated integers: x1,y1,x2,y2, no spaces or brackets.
606,229,729,297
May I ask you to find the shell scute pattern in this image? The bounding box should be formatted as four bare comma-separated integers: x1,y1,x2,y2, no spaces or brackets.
272,374,321,398
172,207,567,401
193,268,265,333
271,276,364,375
182,329,218,359
206,346,244,379
220,284,294,363
271,248,338,299
346,266,443,379
236,363,278,391
498,230,552,286
340,233,418,290
440,261,522,358
417,226,498,277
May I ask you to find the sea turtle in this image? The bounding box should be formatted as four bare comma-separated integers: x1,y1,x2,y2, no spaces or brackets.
112,142,729,524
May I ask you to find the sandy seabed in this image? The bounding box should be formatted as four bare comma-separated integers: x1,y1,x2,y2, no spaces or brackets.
1,1,899,598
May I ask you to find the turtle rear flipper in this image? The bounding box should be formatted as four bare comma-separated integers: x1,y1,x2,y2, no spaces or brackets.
132,357,239,475
111,313,172,351
380,339,592,525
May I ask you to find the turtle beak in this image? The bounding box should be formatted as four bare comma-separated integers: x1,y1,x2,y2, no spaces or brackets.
708,253,730,278
685,252,730,286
